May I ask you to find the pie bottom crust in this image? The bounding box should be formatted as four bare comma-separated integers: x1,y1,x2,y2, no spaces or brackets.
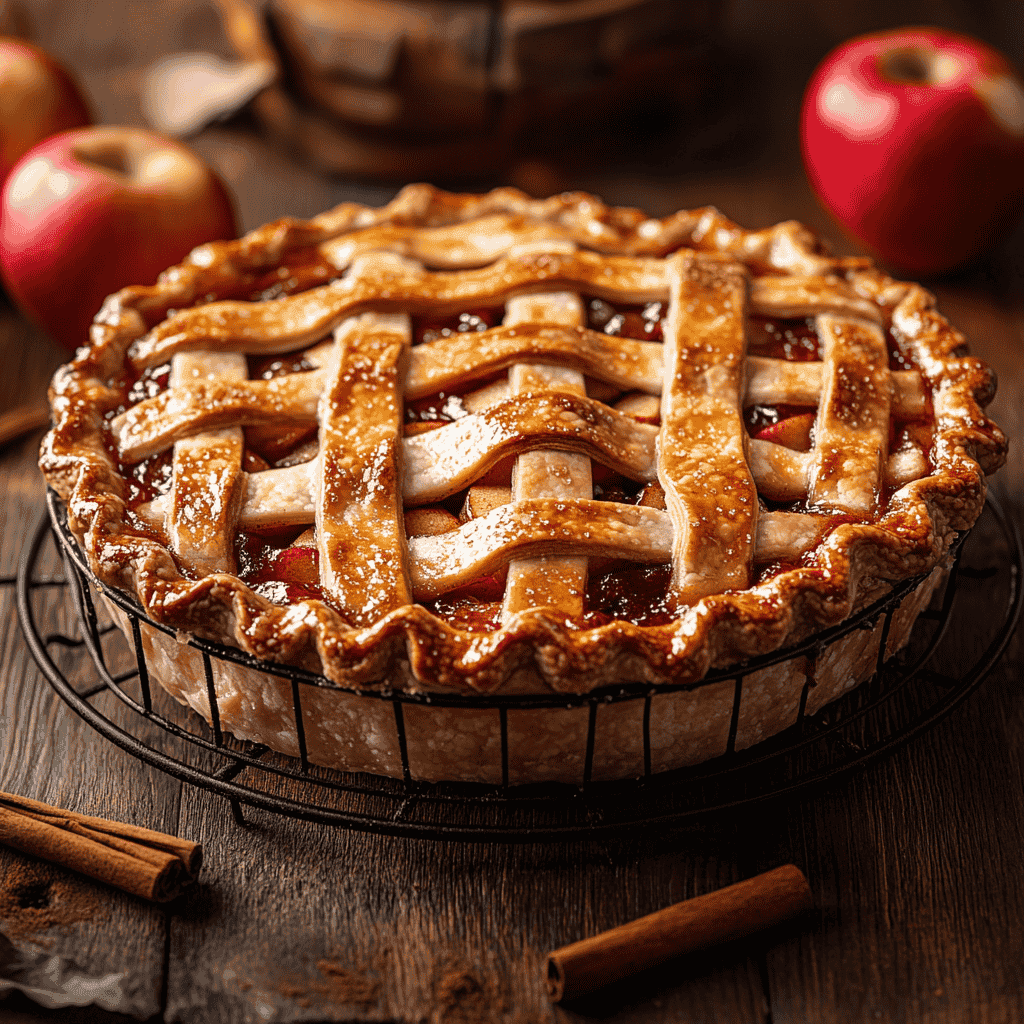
99,568,943,784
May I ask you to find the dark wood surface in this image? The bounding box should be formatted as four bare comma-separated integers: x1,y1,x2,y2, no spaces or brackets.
2,2,1023,1021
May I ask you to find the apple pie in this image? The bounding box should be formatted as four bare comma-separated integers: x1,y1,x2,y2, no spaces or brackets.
41,185,1006,783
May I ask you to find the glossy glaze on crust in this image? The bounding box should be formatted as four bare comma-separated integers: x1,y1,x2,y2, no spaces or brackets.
41,185,1005,694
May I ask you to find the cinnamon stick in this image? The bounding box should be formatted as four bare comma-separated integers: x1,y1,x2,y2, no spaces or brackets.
0,403,50,446
0,791,202,902
545,864,812,1003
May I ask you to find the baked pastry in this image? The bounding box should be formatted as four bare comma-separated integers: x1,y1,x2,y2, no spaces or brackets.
41,185,1005,783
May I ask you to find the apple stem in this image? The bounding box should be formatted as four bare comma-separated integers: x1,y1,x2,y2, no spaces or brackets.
878,48,961,87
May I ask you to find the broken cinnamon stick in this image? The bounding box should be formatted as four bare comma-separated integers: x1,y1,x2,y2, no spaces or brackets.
0,403,50,446
545,864,812,1003
0,791,202,902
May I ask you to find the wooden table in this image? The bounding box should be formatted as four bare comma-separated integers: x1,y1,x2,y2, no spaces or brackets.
2,2,1023,1021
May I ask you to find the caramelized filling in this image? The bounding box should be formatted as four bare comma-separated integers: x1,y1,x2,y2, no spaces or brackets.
405,392,471,425
744,402,817,437
592,478,644,504
754,559,802,585
888,334,919,372
236,528,324,604
247,352,318,379
424,594,503,633
243,423,318,465
748,316,821,361
412,308,502,346
586,298,667,341
583,564,674,627
105,361,171,421
122,449,173,509
244,249,337,303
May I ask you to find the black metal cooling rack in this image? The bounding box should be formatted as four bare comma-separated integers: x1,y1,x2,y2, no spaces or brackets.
11,488,1022,841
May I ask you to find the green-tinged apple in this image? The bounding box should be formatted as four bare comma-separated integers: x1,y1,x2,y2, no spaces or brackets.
801,27,1024,276
0,36,91,186
0,126,238,350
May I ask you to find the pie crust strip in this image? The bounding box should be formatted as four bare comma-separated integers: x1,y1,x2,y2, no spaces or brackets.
319,215,592,270
128,250,881,372
406,504,827,601
240,461,316,528
745,359,925,418
113,371,325,463
315,313,413,626
409,499,670,600
500,284,592,620
658,252,758,606
809,314,891,515
319,213,674,271
402,392,658,503
313,186,834,273
747,441,812,502
129,250,671,370
111,352,926,466
165,351,247,576
224,432,917,534
404,323,665,399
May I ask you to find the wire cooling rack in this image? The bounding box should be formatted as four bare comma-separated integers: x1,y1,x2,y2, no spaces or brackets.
13,489,1022,841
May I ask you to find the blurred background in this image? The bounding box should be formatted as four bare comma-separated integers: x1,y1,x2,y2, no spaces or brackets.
2,0,1018,235
0,0,1022,453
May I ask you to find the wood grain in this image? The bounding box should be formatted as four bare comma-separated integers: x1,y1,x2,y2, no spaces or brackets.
0,316,171,1019
2,2,1024,1022
0,405,49,449
755,628,1024,1023
161,796,770,1023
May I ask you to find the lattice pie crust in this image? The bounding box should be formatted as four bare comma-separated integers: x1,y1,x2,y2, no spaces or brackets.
42,186,1005,780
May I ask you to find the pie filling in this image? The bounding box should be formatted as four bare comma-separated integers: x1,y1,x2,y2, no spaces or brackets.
104,259,934,634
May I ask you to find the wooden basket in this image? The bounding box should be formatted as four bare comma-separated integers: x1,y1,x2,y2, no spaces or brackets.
213,0,725,179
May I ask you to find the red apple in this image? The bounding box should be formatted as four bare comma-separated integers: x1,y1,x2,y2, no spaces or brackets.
0,125,238,350
0,36,91,186
801,27,1024,276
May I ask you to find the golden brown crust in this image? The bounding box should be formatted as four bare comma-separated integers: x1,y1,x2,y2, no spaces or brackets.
41,185,1006,695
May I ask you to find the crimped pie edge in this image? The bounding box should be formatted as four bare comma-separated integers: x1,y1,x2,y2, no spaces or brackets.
40,184,1006,695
